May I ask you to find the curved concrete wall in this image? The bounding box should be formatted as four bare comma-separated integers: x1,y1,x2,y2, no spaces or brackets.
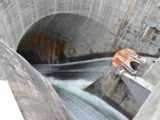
0,39,73,120
0,0,160,57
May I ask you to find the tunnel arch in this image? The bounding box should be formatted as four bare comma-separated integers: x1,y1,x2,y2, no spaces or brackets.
0,0,159,61
17,13,113,64
0,0,141,50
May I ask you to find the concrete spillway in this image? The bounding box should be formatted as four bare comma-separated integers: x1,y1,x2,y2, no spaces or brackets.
33,57,112,80
52,79,128,120
0,0,160,120
33,57,147,119
45,73,128,120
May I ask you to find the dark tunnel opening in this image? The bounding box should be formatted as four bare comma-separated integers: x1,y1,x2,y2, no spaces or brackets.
17,13,113,64
17,33,67,64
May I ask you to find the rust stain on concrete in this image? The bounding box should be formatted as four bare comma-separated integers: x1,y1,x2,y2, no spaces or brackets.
17,33,73,64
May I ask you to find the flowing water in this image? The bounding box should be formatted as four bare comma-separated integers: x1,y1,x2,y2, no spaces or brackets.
48,77,128,120
34,57,129,120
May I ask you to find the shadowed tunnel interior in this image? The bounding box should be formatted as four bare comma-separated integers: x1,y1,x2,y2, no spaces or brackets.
17,13,112,64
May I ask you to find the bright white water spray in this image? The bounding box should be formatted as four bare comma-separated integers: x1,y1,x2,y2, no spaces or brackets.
47,77,129,120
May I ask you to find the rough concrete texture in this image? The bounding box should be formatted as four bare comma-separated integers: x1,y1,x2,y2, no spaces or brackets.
85,71,139,119
0,0,160,119
142,59,160,85
0,39,73,120
134,58,160,120
0,0,160,58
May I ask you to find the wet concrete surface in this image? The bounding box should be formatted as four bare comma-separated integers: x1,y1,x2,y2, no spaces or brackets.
34,57,112,80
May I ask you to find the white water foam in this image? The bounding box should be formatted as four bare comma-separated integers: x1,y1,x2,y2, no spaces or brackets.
47,77,129,120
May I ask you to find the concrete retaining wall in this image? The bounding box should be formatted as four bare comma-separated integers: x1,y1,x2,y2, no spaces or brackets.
0,39,73,120
0,0,160,57
134,58,160,120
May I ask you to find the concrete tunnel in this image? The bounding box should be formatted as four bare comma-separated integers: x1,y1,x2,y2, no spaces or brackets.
0,0,160,120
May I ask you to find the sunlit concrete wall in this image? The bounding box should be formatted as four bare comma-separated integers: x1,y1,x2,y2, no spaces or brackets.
134,58,160,120
0,39,73,120
0,0,160,56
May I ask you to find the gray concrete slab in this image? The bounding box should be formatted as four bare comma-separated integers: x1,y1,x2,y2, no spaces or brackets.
134,58,160,120
0,39,73,120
